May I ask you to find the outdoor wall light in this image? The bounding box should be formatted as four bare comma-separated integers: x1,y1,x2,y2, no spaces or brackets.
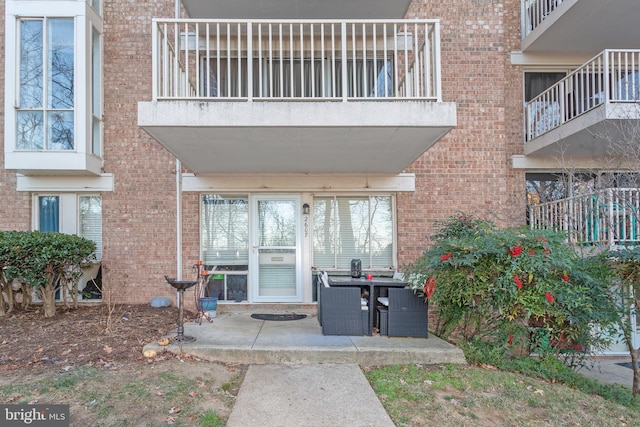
302,203,310,215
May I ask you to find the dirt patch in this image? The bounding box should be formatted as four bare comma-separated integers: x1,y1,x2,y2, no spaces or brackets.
0,304,246,426
0,304,182,374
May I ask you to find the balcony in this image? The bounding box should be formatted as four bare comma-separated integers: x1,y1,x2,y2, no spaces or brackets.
529,188,640,249
522,0,640,53
138,19,456,174
521,49,640,164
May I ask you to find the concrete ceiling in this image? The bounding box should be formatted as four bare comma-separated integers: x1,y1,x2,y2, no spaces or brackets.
180,0,412,20
523,0,640,54
523,103,640,163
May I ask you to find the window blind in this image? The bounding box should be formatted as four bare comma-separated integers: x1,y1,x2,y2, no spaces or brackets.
313,195,393,270
201,195,249,266
79,195,102,259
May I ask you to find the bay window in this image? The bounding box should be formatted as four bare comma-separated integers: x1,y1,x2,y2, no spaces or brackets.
5,1,104,175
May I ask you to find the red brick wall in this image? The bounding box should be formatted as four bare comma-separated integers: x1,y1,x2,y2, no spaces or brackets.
0,0,529,306
398,0,526,266
0,0,32,231
100,0,179,304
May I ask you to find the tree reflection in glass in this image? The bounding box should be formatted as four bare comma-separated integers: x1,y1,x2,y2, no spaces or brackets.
17,18,74,150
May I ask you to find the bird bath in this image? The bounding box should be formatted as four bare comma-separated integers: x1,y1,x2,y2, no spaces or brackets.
164,276,197,343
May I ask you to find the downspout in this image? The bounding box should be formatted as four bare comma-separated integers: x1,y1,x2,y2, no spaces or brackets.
176,160,182,280
175,0,183,282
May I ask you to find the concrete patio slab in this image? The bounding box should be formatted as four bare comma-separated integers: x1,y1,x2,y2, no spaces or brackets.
144,312,467,366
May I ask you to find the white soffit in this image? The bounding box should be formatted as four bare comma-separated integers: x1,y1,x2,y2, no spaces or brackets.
180,0,412,19
182,173,416,192
16,174,115,192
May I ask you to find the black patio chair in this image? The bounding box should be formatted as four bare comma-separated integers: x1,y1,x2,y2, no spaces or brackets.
386,288,428,338
319,284,368,336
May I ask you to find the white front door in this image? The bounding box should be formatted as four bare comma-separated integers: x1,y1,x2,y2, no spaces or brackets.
251,195,302,302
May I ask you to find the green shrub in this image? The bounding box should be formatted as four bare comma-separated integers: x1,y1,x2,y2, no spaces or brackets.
0,230,96,317
403,213,618,366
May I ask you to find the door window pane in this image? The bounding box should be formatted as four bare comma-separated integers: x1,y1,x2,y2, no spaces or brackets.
313,195,394,270
258,200,296,247
370,196,393,268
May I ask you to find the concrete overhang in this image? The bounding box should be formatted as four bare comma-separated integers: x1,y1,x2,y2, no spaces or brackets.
522,0,640,54
515,102,640,171
138,100,456,174
181,0,412,20
523,103,640,159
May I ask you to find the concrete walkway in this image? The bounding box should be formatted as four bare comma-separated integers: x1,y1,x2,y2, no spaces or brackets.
579,358,635,388
226,364,395,427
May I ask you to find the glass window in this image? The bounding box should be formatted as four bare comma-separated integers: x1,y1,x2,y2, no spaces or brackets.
91,26,101,156
91,0,102,15
79,195,102,260
18,18,74,151
524,72,565,102
201,195,249,266
38,195,60,232
313,195,394,270
36,194,102,258
201,195,249,302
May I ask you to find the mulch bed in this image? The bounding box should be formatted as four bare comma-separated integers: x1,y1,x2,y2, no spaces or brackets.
0,304,186,374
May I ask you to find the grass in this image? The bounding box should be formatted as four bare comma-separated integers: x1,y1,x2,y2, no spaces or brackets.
0,361,243,427
1,348,638,426
200,410,225,427
460,338,639,407
364,336,640,427
365,363,640,426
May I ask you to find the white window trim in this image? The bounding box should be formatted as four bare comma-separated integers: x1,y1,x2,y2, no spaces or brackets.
5,0,104,162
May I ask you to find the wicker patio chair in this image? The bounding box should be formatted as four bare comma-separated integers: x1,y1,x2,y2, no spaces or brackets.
319,285,368,336
387,288,428,338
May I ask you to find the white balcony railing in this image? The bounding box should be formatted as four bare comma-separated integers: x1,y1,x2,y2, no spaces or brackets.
522,0,564,38
151,19,442,102
529,188,640,248
525,49,640,142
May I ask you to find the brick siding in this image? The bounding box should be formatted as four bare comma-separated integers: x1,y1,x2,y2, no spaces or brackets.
0,0,528,305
